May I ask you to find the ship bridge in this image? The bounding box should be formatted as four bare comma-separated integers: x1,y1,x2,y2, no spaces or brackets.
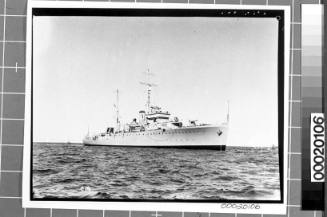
145,106,170,122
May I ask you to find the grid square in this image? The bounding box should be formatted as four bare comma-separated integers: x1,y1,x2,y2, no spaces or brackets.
78,210,103,217
0,172,21,197
288,207,314,217
184,213,209,217
288,180,300,205
3,68,25,92
2,119,24,144
291,76,301,101
292,24,301,49
288,76,292,99
242,0,266,5
290,127,301,153
0,0,4,15
110,0,135,2
131,211,153,217
4,42,25,67
300,0,319,2
0,69,2,91
2,93,25,119
0,42,3,66
26,208,51,217
189,0,214,3
238,214,261,217
215,0,240,3
267,0,291,5
211,213,235,217
315,211,323,217
0,198,24,217
0,16,4,41
1,145,23,170
290,153,301,179
6,0,27,15
290,101,300,127
158,212,182,217
163,0,188,3
106,210,129,217
263,215,287,217
5,17,26,41
52,209,77,217
292,50,301,74
293,1,301,23
136,0,161,2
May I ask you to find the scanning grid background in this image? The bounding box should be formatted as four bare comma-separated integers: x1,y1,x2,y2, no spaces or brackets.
0,0,322,217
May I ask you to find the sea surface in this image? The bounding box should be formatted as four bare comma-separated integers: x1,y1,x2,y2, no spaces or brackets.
33,143,280,200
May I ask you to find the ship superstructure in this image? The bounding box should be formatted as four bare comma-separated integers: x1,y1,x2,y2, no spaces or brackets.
83,70,228,150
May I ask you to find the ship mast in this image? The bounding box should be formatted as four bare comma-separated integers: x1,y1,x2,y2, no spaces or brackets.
140,69,157,113
114,89,120,131
227,100,230,123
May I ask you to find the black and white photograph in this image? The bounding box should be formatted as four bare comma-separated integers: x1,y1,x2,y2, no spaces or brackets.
23,2,290,212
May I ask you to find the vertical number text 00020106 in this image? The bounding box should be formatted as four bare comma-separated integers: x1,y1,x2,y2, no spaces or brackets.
310,113,325,182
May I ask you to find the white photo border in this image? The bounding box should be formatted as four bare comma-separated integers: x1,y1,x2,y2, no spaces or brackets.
23,1,290,214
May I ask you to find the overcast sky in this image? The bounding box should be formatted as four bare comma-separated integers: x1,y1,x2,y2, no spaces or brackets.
33,16,279,147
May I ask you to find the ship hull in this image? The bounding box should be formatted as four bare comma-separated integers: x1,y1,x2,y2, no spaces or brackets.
83,125,228,150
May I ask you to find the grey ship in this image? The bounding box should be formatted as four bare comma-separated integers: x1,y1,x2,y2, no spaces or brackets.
83,72,229,150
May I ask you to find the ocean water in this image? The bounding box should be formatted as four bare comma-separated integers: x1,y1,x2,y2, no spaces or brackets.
33,143,280,200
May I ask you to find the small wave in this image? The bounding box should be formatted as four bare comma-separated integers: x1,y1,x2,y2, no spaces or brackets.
55,178,75,184
193,172,208,177
265,168,278,173
237,186,272,197
242,189,272,197
42,195,58,199
80,164,94,168
184,165,199,170
158,169,170,174
150,189,164,194
211,171,222,175
217,175,237,181
117,195,130,199
177,186,185,191
146,180,164,185
110,181,128,187
67,186,113,199
200,195,223,199
57,158,87,164
170,178,185,183
43,190,112,199
33,168,58,175
71,191,112,199
241,186,255,195
126,175,139,181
